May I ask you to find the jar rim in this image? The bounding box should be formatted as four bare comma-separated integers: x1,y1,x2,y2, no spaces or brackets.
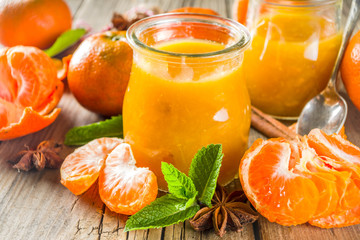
264,0,339,7
126,13,251,58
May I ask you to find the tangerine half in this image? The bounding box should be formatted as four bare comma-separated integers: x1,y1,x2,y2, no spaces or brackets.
305,129,360,228
240,138,320,225
240,129,360,228
0,46,64,140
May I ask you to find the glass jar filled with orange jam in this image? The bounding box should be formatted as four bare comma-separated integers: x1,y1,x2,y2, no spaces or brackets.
243,0,342,119
124,14,251,190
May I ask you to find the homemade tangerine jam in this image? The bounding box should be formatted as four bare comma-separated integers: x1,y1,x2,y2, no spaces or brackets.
124,14,251,190
243,0,342,118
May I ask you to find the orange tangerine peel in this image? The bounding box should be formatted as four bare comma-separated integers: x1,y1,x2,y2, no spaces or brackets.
53,54,72,81
0,46,64,140
0,106,61,140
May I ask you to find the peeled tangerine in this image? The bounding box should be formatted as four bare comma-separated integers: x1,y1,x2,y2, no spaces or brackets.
61,138,158,215
0,46,64,140
240,129,360,228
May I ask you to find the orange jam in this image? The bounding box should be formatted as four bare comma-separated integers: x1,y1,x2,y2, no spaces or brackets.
123,39,251,190
243,13,342,118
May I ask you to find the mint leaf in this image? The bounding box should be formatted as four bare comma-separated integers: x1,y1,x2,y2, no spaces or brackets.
188,144,223,207
44,28,86,57
64,115,123,146
161,162,197,200
124,195,199,231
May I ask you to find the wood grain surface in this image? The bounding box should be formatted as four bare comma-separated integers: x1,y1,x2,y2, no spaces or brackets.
0,0,360,239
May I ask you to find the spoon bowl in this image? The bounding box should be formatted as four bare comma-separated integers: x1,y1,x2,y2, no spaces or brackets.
297,0,359,136
297,88,347,135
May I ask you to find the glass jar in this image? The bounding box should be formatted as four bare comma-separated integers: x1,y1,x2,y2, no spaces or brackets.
124,13,251,190
243,0,342,119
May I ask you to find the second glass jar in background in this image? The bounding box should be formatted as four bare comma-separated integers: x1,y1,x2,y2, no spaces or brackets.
243,0,342,119
124,13,251,190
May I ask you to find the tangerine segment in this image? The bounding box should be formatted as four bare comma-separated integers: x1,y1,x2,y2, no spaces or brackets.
293,147,339,219
99,143,158,215
309,179,360,228
240,138,319,226
60,138,123,195
0,107,60,141
0,47,17,103
304,130,360,228
307,129,360,188
310,206,360,228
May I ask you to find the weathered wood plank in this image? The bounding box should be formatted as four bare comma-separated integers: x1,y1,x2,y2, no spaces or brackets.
0,0,116,238
74,0,120,32
0,97,105,240
1,0,360,240
66,0,85,17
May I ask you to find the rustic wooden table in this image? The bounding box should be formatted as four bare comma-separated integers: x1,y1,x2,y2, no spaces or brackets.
1,0,360,239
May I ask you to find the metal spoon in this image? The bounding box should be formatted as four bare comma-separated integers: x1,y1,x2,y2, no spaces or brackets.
297,0,360,136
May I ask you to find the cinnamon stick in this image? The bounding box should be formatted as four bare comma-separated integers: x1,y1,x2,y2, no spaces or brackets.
251,106,299,140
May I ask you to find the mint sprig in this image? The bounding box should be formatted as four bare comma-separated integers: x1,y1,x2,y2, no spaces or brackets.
64,115,123,146
124,195,199,231
125,144,223,231
189,144,223,207
161,162,197,200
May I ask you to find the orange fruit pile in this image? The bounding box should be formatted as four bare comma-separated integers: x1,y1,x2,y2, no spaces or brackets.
341,30,360,111
60,138,158,215
0,0,72,49
68,31,132,116
0,46,64,140
169,7,219,15
240,129,360,228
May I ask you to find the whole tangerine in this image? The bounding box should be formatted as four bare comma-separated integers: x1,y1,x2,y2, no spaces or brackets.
341,30,360,111
68,31,132,116
0,0,72,49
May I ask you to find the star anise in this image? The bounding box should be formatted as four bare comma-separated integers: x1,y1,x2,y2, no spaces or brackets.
9,140,64,171
111,13,129,31
190,184,258,237
111,5,163,31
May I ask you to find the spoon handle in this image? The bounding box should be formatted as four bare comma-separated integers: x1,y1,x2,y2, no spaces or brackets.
330,0,360,87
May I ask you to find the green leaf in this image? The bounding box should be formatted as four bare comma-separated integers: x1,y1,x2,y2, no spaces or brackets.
64,115,123,146
44,28,86,57
124,195,199,231
188,144,223,207
161,162,197,200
